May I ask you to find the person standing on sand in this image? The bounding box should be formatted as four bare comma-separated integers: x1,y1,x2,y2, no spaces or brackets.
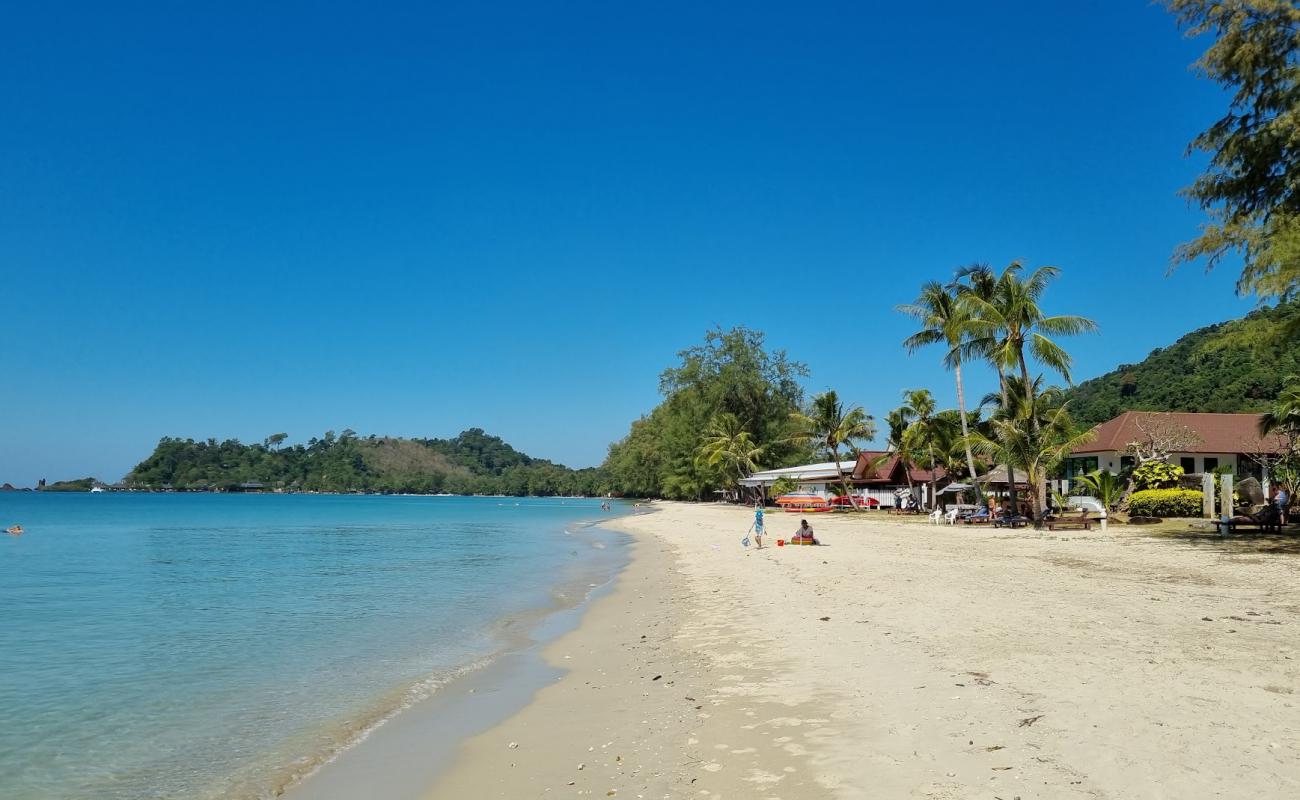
752,501,765,549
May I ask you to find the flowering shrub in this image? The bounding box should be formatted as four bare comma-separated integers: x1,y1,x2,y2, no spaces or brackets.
1128,488,1203,518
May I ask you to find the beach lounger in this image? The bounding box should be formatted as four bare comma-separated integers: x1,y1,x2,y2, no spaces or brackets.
1225,506,1282,534
993,515,1030,529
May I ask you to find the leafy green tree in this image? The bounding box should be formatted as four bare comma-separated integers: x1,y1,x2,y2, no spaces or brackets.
789,390,875,509
604,326,810,499
899,281,980,479
1166,1,1300,309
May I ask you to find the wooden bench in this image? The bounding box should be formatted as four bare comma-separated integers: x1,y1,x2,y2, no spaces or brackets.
1046,511,1093,531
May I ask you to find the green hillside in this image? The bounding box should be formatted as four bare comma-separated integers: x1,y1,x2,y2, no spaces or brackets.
1065,302,1300,427
125,428,604,496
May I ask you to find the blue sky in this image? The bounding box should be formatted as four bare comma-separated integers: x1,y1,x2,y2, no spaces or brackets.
0,1,1258,484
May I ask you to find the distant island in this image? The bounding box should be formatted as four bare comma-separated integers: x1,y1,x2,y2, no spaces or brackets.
105,428,606,496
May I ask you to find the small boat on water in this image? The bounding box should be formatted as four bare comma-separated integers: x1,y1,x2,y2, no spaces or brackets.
90,486,106,493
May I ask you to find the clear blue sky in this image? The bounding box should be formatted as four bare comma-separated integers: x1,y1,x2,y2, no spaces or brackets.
0,1,1258,485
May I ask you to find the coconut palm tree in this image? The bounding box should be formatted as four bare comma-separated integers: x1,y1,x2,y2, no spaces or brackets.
899,389,942,509
958,261,1099,410
789,391,875,509
968,379,1094,525
872,407,916,500
1259,375,1300,437
958,262,1097,513
898,281,979,479
695,413,765,498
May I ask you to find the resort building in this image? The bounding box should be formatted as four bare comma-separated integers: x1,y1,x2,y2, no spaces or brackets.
1064,411,1280,482
738,461,858,500
739,453,946,507
849,451,947,507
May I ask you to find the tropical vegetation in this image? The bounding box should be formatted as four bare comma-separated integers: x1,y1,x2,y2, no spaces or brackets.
1073,468,1126,511
1167,1,1300,313
603,326,815,499
1063,301,1300,427
788,391,875,508
126,428,604,496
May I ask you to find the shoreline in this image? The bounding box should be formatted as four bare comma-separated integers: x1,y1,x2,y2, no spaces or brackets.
283,514,638,800
416,502,1300,798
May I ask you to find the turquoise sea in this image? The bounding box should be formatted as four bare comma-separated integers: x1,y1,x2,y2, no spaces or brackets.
0,493,628,800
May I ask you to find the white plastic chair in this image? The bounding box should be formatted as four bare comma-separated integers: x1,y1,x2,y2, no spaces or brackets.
928,508,944,525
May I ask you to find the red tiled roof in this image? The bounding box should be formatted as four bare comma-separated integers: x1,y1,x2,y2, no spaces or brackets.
851,451,946,483
1072,411,1280,455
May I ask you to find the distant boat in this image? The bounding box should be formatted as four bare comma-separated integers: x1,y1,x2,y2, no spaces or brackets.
90,486,106,493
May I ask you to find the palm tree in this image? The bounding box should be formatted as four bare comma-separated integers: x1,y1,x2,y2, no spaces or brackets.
958,262,1097,513
898,281,979,479
958,261,1099,410
899,389,941,509
873,407,916,500
968,379,1094,525
1259,375,1300,437
695,413,765,499
789,391,875,509
955,263,1020,508
1073,468,1125,511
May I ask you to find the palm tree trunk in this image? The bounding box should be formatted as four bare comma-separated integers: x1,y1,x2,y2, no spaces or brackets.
831,444,859,510
927,443,937,510
996,367,1018,514
1017,350,1034,409
902,454,915,511
954,361,978,479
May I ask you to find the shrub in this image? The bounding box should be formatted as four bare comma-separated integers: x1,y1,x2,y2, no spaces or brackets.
1132,460,1185,490
1128,488,1204,518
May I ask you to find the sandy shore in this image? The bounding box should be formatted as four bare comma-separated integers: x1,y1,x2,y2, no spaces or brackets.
427,502,1300,799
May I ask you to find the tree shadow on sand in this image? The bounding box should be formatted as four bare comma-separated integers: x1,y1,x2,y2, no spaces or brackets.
1157,525,1300,556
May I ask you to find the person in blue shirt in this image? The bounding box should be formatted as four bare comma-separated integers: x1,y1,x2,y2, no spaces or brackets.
752,501,765,549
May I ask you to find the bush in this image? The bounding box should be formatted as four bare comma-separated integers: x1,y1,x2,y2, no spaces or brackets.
1128,488,1204,518
1132,460,1185,490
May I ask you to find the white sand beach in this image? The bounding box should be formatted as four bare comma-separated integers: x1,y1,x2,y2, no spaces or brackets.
425,502,1299,799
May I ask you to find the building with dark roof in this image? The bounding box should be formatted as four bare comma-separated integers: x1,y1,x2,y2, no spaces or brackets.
1065,410,1283,481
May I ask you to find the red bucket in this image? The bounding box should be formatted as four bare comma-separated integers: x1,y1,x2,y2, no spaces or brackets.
776,539,785,547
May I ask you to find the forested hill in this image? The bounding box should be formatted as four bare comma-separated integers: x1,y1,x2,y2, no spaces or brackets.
1064,302,1300,427
125,428,604,496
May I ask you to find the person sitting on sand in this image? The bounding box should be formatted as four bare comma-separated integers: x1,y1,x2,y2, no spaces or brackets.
791,519,817,545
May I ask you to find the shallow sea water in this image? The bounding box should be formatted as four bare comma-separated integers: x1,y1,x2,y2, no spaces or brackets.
0,493,627,800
